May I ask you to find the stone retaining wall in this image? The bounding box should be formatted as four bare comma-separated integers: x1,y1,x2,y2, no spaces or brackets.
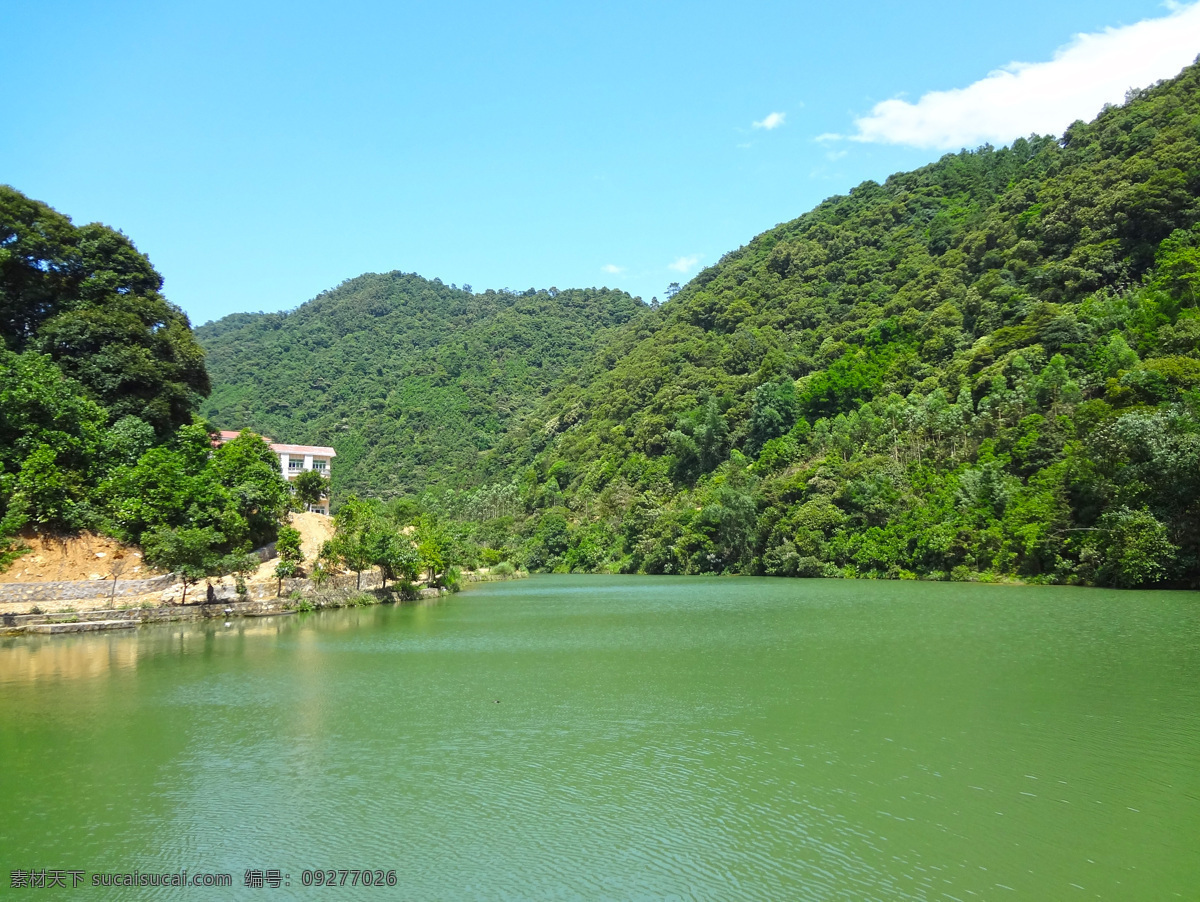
0,570,525,636
0,574,176,603
2,586,452,635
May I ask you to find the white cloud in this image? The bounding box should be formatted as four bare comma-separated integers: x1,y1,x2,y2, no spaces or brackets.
668,255,701,273
601,263,624,274
847,3,1200,149
753,111,786,130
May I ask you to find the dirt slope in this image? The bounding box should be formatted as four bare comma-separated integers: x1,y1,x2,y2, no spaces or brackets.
2,513,333,586
251,511,335,580
0,533,161,584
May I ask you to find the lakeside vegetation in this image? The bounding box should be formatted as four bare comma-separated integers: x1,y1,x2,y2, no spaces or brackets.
0,187,280,577
0,190,463,591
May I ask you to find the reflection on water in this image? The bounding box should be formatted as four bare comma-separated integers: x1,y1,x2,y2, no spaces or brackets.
0,599,451,685
0,618,299,684
1,577,1198,900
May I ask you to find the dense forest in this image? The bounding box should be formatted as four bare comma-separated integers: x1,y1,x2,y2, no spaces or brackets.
274,60,1200,590
458,62,1200,587
0,186,290,578
196,277,645,498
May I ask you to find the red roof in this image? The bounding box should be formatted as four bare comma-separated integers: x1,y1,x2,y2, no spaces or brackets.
270,443,336,458
214,430,334,458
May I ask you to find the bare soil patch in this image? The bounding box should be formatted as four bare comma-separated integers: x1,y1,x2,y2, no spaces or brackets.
0,532,162,584
250,511,335,581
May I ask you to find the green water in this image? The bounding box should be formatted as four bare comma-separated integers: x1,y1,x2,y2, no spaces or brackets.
2,576,1198,899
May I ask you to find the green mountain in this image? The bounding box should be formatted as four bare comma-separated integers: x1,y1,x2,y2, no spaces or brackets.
196,61,1200,588
195,276,645,499
465,62,1200,588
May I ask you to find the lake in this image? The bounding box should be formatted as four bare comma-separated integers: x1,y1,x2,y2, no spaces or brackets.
2,575,1198,899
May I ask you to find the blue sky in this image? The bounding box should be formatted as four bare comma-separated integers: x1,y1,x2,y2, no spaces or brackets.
4,1,1198,324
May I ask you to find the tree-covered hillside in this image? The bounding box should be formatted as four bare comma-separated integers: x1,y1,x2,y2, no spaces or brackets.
445,61,1200,588
196,276,645,499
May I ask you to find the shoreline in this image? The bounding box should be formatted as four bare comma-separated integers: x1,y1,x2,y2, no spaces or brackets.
0,570,528,638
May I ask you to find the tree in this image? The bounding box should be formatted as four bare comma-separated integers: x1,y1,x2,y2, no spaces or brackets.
1150,225,1200,306
102,415,157,468
0,186,210,437
0,490,29,572
141,526,225,605
525,511,569,571
329,532,371,590
293,468,328,510
209,430,292,549
225,551,259,596
0,350,107,530
1092,507,1179,588
276,525,303,563
0,191,301,579
680,461,758,572
747,380,799,456
372,529,420,589
314,541,340,588
61,61,1200,588
273,559,300,595
99,425,290,555
99,425,224,542
330,495,377,589
414,515,457,587
273,525,304,596
194,277,644,501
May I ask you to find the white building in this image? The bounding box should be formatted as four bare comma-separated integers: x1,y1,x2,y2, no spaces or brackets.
217,431,336,515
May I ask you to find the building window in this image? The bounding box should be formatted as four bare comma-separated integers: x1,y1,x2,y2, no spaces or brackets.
288,459,303,471
313,460,327,472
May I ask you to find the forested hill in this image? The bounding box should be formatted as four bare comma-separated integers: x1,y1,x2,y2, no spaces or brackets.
196,275,645,499
461,60,1200,588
